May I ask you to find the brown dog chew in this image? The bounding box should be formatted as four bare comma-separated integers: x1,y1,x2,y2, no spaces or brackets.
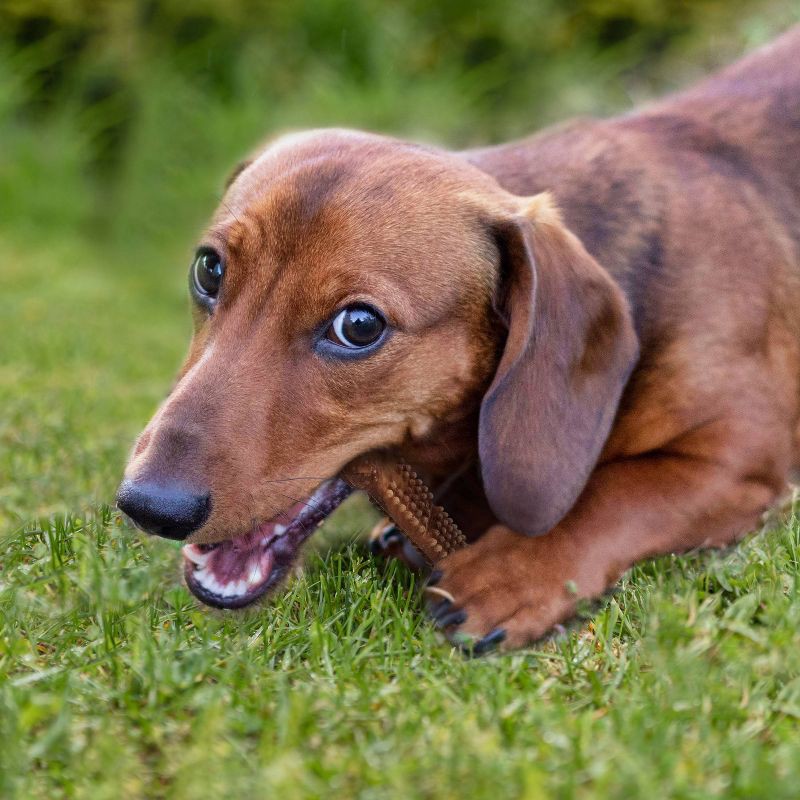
342,459,466,565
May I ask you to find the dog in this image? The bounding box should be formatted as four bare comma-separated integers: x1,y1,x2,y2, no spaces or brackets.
118,27,800,652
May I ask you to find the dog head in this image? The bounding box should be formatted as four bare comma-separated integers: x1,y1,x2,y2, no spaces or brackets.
117,129,638,608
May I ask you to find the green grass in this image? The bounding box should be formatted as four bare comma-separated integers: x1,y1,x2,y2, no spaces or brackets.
4,190,800,800
4,4,800,797
4,497,800,797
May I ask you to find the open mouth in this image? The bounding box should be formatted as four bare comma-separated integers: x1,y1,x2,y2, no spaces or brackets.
182,478,353,609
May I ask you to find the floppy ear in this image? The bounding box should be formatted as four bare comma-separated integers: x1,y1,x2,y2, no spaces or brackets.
479,194,639,536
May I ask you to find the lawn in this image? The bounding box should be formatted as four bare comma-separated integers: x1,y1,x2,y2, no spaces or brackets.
3,3,800,797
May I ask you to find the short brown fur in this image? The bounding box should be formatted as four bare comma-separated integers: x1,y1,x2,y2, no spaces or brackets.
123,28,800,649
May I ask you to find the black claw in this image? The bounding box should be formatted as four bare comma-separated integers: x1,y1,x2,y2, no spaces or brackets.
369,524,403,556
382,529,403,546
435,609,467,629
429,598,453,620
471,628,507,656
368,537,383,556
427,569,443,586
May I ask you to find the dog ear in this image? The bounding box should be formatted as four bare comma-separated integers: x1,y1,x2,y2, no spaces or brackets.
479,193,639,536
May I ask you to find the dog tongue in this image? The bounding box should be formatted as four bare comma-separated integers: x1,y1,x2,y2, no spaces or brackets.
204,531,276,586
183,504,307,598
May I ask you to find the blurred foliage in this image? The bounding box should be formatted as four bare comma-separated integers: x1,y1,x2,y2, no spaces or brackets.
1,0,797,252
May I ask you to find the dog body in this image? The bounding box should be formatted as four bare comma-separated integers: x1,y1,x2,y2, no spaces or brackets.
119,28,800,649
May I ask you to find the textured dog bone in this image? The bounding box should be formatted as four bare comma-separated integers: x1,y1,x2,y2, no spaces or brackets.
342,458,467,565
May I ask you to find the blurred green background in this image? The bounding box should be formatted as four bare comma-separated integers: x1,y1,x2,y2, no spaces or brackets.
2,0,798,530
5,4,800,798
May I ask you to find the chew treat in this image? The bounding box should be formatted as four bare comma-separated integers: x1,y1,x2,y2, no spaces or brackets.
342,458,467,565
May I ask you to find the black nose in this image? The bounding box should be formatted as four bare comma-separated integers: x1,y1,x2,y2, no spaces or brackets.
116,479,211,540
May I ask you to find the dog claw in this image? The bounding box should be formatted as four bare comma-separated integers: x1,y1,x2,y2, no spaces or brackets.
368,537,386,556
428,598,453,621
367,522,428,570
450,627,505,656
435,609,467,628
426,569,443,586
471,628,506,655
369,522,404,555
423,585,455,605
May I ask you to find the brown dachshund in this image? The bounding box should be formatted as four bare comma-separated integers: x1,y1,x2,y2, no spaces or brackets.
118,27,800,651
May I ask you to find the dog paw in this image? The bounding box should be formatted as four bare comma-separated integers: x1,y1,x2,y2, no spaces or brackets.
424,525,595,653
368,518,428,570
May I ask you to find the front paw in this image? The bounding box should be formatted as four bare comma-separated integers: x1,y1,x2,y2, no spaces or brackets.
367,519,428,570
425,525,593,653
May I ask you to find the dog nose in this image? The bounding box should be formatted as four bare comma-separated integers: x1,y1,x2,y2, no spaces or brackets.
116,479,211,540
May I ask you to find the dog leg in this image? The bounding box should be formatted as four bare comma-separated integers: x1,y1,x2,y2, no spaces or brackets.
428,449,785,652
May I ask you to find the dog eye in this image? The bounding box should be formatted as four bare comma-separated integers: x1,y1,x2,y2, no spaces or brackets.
327,304,386,349
191,249,224,300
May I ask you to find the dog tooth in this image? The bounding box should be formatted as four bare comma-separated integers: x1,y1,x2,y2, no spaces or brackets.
247,563,263,585
274,524,286,537
184,547,210,567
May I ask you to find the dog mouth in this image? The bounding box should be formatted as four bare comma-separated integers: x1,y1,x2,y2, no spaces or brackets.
182,478,353,609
